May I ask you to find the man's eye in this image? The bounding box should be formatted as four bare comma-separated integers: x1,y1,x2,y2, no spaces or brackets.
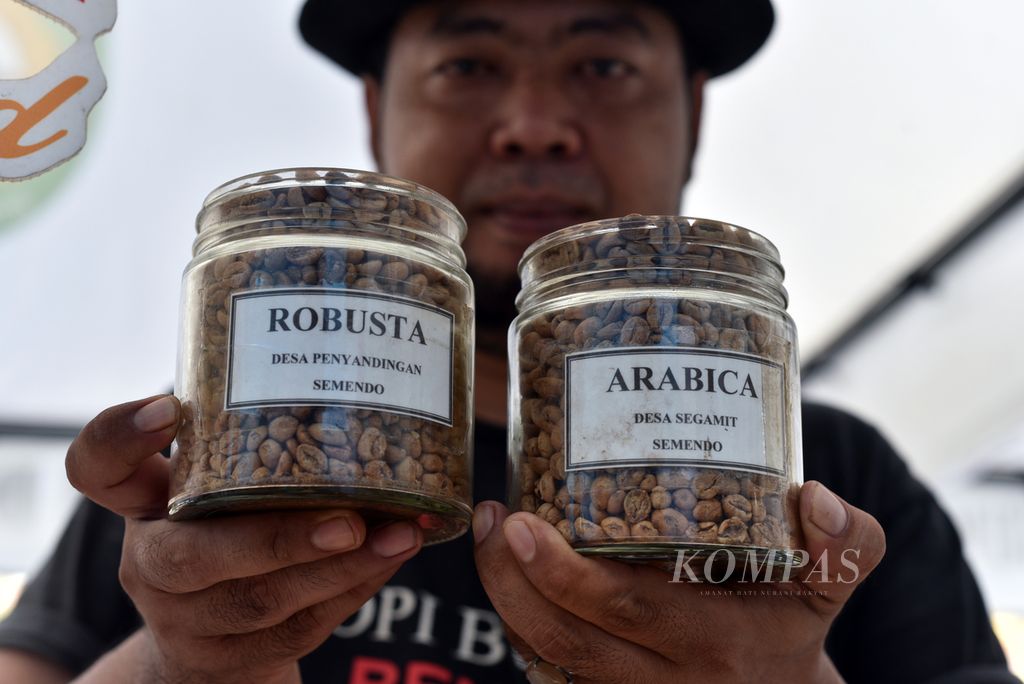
435,58,497,78
577,58,636,79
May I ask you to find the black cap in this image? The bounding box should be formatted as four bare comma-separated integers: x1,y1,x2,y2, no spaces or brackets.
300,0,774,78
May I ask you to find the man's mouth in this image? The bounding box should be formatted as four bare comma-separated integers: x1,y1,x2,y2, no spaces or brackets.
480,199,593,243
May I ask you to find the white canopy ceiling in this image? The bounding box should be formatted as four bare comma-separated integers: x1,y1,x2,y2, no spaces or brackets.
1,0,1022,426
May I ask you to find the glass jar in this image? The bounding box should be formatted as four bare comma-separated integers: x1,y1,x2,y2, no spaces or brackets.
509,215,803,577
170,168,474,545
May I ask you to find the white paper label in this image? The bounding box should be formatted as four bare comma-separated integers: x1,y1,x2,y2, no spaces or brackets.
226,288,454,425
564,348,786,475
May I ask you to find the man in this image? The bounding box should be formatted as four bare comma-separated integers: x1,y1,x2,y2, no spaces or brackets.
0,1,1017,682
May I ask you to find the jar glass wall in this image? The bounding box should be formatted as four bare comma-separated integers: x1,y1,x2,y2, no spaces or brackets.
509,215,803,576
171,168,474,544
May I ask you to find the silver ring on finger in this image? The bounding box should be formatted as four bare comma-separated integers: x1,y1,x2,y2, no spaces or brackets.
526,656,575,684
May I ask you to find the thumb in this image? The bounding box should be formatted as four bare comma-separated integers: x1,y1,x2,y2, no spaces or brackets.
66,394,180,519
797,480,886,612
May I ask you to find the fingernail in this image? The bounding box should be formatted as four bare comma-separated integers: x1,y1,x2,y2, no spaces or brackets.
133,396,178,433
810,483,849,538
311,516,358,551
371,522,419,558
504,519,537,563
473,504,494,543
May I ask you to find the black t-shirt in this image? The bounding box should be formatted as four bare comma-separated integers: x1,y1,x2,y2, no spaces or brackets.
0,404,1017,683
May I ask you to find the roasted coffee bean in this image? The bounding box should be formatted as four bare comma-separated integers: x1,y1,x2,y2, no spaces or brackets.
394,457,424,484
536,471,557,503
630,521,660,539
751,498,767,523
717,517,751,544
656,468,690,489
257,439,283,470
672,488,697,512
295,444,328,474
309,423,348,446
330,460,362,480
357,427,388,462
600,516,630,540
273,452,293,477
623,489,652,524
615,468,646,490
693,500,723,522
606,489,625,515
574,518,607,542
652,508,690,536
722,494,753,522
421,453,445,473
364,460,394,481
536,503,563,525
692,471,723,500
245,427,267,452
619,316,651,345
650,486,672,510
549,452,566,481
590,475,616,509
268,415,299,442
686,521,719,543
553,486,571,511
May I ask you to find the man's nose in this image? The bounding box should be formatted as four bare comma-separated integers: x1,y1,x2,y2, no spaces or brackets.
489,78,583,161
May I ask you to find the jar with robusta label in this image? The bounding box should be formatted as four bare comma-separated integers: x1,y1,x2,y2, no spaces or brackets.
170,168,474,544
509,215,803,576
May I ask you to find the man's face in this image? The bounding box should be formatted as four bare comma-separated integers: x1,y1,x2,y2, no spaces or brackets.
367,0,702,331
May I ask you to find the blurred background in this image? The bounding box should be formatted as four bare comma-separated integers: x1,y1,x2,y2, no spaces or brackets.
1,0,1022,673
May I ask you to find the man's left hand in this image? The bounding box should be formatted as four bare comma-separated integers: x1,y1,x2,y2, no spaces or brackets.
473,480,885,683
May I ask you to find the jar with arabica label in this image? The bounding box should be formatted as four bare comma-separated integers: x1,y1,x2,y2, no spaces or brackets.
170,168,474,544
509,215,803,577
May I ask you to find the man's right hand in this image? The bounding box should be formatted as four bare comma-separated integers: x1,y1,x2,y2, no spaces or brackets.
65,395,422,684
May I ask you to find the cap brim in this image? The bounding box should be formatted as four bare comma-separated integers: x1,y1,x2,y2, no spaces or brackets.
300,0,773,78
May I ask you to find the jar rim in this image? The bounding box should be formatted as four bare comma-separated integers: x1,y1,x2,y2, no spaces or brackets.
516,215,788,311
518,215,782,280
197,167,467,243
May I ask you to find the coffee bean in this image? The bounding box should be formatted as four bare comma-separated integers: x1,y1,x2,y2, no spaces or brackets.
623,489,652,524
356,427,388,462
717,517,750,545
309,423,348,446
652,508,690,536
630,521,660,538
650,486,672,510
686,522,719,543
574,518,607,542
590,475,616,509
600,516,630,540
606,489,625,515
693,500,723,522
722,494,753,522
268,415,299,442
295,444,328,474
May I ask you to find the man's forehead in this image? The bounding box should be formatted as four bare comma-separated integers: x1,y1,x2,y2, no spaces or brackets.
402,0,671,46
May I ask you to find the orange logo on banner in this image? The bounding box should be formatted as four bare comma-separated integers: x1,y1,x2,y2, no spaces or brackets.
0,0,115,180
0,76,89,158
